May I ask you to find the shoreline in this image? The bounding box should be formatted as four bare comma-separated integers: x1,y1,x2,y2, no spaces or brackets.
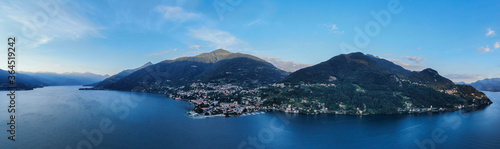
184,102,491,119
74,87,493,118
185,106,491,119
186,110,267,119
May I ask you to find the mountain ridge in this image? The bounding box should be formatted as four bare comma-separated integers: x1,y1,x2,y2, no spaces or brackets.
100,49,288,91
84,50,491,116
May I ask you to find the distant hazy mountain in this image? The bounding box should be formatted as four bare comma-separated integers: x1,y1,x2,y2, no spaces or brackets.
102,49,288,91
0,68,122,90
263,52,491,114
0,69,45,90
260,57,312,72
471,78,500,92
92,62,152,88
22,72,109,86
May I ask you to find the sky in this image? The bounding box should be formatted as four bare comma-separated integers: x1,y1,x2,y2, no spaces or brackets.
0,0,499,83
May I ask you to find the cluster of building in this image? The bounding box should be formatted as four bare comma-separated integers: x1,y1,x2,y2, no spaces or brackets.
167,82,467,117
270,83,336,88
167,83,245,99
166,83,265,117
189,98,263,117
167,82,339,116
397,105,449,113
262,100,329,114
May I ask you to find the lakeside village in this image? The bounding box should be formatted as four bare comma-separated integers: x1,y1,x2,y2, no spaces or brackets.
167,82,266,118
166,82,332,118
163,81,469,118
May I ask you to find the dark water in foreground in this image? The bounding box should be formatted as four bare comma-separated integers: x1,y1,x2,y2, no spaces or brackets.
1,86,500,149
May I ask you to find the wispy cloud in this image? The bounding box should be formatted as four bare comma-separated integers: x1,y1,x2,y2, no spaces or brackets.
156,6,199,22
386,59,425,71
477,46,491,52
402,56,424,63
146,48,178,57
189,45,202,49
247,19,262,26
495,42,500,49
33,36,53,47
323,24,344,34
186,50,205,55
0,0,101,48
486,28,495,37
188,27,246,50
261,56,312,72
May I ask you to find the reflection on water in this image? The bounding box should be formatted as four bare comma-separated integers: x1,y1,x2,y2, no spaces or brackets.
0,86,499,148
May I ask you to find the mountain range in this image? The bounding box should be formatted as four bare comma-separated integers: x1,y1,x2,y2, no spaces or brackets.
0,69,45,90
88,49,491,115
454,79,500,92
22,72,109,86
5,49,492,115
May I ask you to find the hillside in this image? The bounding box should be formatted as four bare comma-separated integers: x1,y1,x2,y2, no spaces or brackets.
262,52,491,114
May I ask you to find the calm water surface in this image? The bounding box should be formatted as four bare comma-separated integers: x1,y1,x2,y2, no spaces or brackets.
1,86,499,149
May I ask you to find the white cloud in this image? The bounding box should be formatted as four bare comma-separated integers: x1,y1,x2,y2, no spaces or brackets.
0,0,101,48
189,27,246,50
477,46,491,52
402,56,424,63
330,24,338,30
156,6,199,22
495,42,500,49
261,56,312,72
486,28,495,37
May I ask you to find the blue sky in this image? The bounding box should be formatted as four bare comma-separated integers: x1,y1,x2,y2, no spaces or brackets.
0,0,499,83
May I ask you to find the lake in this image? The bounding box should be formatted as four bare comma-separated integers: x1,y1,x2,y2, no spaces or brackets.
1,86,500,148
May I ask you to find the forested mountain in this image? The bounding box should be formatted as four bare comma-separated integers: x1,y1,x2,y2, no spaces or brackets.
261,52,491,114
101,49,288,91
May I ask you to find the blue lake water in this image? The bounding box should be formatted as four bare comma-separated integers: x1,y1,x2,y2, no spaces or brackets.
1,86,500,149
